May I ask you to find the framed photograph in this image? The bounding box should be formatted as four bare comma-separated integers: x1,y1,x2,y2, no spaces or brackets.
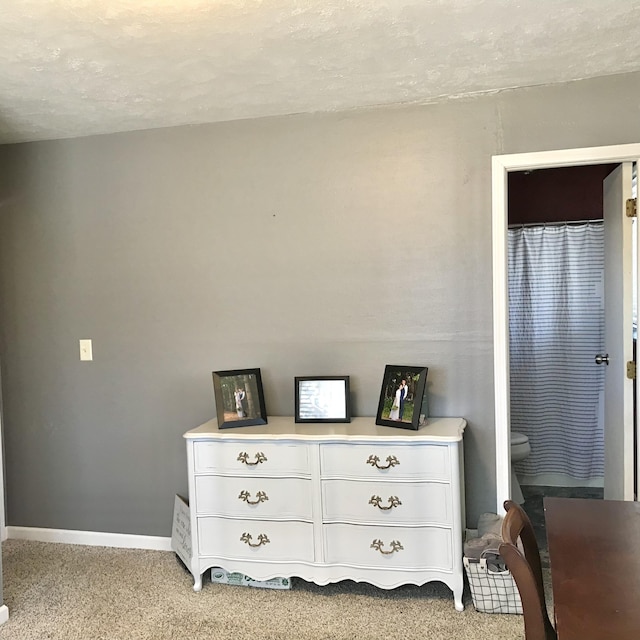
295,376,351,423
375,365,428,430
212,368,268,429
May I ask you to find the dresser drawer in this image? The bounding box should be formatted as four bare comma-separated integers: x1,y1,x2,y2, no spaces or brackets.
323,524,452,571
320,443,451,481
193,441,310,476
321,479,451,525
195,476,312,520
198,517,314,562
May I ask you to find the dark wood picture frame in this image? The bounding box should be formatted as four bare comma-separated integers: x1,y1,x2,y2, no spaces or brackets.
375,365,428,430
294,376,351,423
212,368,268,429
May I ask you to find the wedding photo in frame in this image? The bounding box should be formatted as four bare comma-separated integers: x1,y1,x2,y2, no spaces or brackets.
375,365,428,430
295,376,351,423
212,368,267,429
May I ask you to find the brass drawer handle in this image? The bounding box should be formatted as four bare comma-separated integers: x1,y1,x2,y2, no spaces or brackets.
240,532,270,548
369,495,402,510
371,539,404,555
238,490,269,505
366,454,400,470
237,451,267,466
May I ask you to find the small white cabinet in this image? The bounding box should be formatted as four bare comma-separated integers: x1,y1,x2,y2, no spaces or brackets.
184,416,466,610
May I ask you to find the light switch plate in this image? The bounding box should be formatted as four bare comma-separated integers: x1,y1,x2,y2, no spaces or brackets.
79,339,93,361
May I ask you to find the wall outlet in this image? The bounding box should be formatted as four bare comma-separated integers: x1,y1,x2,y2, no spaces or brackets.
79,339,93,361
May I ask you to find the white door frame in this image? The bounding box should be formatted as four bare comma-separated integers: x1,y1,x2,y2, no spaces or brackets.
0,412,4,541
0,373,6,625
492,142,640,514
0,392,4,541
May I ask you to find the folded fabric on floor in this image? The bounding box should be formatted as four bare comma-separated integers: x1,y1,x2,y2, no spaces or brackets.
477,512,503,538
463,532,502,560
465,512,506,571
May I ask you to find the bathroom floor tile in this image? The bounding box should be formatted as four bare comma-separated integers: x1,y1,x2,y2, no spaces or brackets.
520,485,604,568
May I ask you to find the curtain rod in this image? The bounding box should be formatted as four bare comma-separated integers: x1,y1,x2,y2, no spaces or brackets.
508,219,603,229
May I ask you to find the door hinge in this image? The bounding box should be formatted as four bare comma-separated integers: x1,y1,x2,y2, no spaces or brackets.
627,361,636,380
626,198,637,218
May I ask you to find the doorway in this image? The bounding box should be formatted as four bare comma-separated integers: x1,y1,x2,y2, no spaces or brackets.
507,165,617,513
492,143,640,513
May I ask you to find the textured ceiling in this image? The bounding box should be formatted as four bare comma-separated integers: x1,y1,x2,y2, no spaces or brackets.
1,0,640,144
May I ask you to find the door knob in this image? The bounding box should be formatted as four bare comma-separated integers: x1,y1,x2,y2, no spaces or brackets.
595,354,610,365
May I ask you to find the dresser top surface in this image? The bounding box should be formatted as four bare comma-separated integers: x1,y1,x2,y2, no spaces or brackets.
184,416,466,442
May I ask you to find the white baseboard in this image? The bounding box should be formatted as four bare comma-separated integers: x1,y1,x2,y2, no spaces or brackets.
0,605,8,625
6,526,172,551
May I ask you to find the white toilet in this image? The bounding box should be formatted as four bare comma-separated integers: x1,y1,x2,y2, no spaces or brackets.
510,432,531,504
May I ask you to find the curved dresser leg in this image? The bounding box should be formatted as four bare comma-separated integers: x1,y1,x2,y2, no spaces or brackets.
193,575,203,592
454,584,464,611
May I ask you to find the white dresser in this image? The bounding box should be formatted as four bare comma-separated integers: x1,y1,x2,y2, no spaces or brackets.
184,416,467,610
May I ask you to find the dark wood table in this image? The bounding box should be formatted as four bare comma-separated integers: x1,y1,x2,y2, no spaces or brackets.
544,497,640,639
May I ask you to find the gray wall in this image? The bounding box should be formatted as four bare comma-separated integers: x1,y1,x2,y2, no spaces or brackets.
0,72,639,535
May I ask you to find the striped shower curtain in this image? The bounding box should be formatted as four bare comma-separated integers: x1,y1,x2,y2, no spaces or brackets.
508,222,605,483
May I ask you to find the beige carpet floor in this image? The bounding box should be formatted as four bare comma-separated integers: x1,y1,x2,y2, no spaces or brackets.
0,539,528,639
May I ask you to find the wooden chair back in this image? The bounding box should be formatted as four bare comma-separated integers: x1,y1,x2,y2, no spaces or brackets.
500,499,557,640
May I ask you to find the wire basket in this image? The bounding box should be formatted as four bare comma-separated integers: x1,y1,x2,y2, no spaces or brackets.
463,553,523,615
